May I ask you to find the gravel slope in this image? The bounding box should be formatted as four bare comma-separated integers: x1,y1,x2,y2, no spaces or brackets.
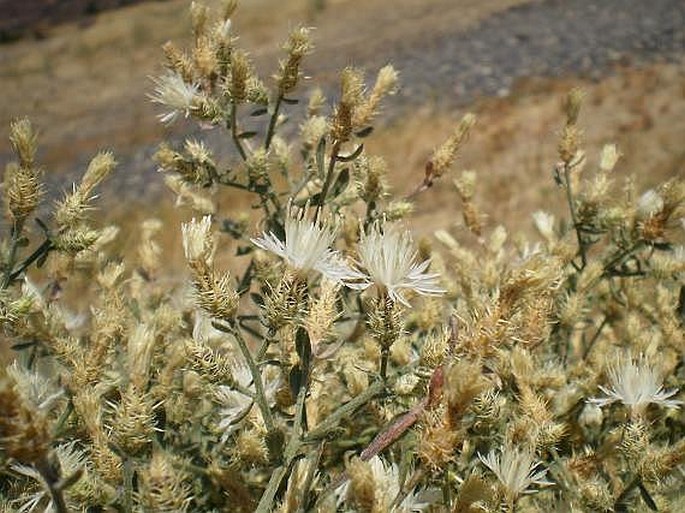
11,0,685,198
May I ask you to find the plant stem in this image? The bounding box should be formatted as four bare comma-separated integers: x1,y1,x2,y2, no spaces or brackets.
1,222,21,289
314,141,340,222
215,320,275,432
305,380,385,442
230,103,248,161
8,238,54,284
563,163,586,268
264,95,283,151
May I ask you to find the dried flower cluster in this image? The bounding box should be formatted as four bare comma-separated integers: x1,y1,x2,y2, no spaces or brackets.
1,3,684,513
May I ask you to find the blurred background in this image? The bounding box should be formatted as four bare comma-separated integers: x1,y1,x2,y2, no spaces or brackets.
0,0,684,257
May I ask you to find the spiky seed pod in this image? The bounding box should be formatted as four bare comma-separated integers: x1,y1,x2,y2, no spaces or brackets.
445,359,489,424
345,457,376,512
418,408,459,471
578,479,614,512
139,452,192,512
352,64,398,129
425,113,476,185
162,41,194,82
9,118,38,168
0,374,51,465
557,124,583,165
366,296,403,351
231,426,269,467
110,385,157,455
277,26,313,95
4,162,43,224
190,1,209,41
305,279,340,352
184,338,235,383
563,87,584,125
330,67,365,143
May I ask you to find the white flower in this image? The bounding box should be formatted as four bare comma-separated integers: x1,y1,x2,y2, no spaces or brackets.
589,352,681,416
479,446,551,500
356,223,444,306
181,215,214,264
636,189,664,219
251,207,364,285
149,71,199,125
12,442,86,513
532,210,555,241
599,143,621,172
335,456,430,512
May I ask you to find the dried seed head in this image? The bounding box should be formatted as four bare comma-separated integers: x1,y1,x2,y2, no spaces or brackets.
139,451,192,512
563,87,584,125
9,117,38,168
345,457,376,511
0,373,51,464
231,426,269,467
110,385,157,455
426,113,476,185
190,1,209,40
353,64,398,129
4,162,43,224
277,26,313,95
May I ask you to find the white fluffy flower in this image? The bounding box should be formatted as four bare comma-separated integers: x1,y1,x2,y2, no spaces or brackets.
532,210,555,241
589,352,681,416
479,446,551,500
251,208,363,285
335,456,430,512
181,215,214,264
356,223,444,306
636,189,664,219
149,71,199,125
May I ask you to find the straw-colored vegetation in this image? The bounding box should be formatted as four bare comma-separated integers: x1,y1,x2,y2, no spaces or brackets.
1,1,685,512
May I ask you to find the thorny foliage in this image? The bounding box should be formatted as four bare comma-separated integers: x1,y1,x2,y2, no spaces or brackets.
1,2,685,512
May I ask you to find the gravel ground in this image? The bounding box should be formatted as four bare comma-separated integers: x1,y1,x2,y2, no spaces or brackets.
372,0,685,109
34,0,685,199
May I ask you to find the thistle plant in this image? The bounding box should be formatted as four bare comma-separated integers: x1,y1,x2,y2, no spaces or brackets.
1,3,685,513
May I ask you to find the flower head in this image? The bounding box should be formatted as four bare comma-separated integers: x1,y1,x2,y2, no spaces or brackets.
251,206,363,285
589,352,681,416
149,71,199,125
356,223,444,306
479,446,551,501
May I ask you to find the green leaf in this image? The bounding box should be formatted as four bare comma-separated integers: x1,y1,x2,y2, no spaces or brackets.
355,126,373,138
336,144,364,162
330,168,350,197
237,131,258,139
282,97,299,105
250,107,268,117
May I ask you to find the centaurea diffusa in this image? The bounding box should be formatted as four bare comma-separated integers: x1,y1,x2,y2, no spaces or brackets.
479,446,551,502
251,205,363,285
589,352,681,417
149,71,199,125
357,223,444,306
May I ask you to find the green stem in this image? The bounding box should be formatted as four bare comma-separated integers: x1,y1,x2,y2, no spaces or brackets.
2,222,21,289
379,347,390,381
215,320,275,432
304,380,385,442
230,103,248,161
314,141,340,222
8,238,54,284
264,95,283,151
563,163,586,269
